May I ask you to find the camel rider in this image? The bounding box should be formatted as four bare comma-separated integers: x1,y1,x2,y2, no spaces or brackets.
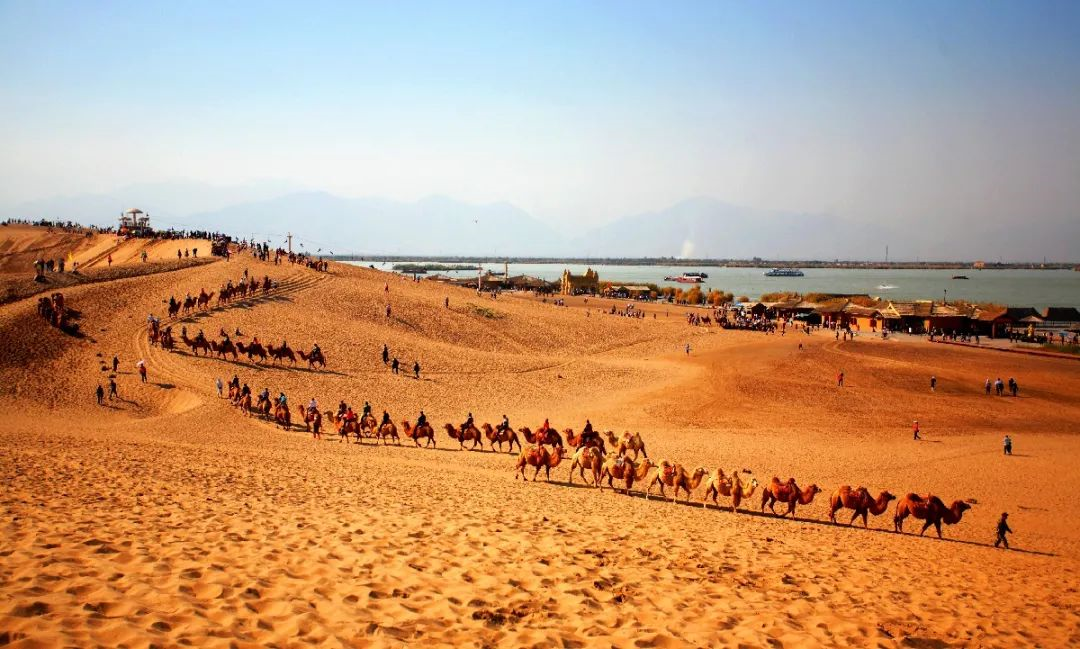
344,407,357,424
252,335,259,346
337,401,348,418
498,415,510,433
461,412,474,434
278,392,287,407
197,328,206,342
240,383,251,397
231,375,240,390
281,339,288,351
542,418,550,433
417,411,428,427
259,387,269,403
312,342,321,358
381,410,391,427
363,401,372,417
583,419,594,436
308,397,318,414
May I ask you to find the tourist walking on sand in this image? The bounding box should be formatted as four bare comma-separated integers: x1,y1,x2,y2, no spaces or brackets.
444,296,449,308
930,375,936,392
96,384,104,405
382,344,389,365
391,357,400,374
109,377,118,400
912,420,921,440
995,377,1004,396
1003,434,1013,455
1009,377,1018,397
985,378,992,395
837,371,844,387
216,377,223,397
995,512,1012,549
107,253,112,267
137,359,147,383
112,354,119,372
413,361,420,379
685,343,691,355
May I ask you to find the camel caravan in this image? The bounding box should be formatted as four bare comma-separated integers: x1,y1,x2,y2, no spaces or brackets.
212,369,972,540
164,275,275,319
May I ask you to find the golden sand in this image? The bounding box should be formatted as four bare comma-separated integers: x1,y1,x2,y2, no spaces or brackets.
2,228,1079,647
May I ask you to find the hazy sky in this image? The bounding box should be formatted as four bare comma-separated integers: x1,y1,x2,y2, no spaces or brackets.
1,1,1078,231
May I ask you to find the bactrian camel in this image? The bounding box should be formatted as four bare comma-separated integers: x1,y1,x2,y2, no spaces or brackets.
829,486,896,528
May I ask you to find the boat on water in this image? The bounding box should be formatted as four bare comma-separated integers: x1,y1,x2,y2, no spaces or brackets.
952,275,970,280
763,268,804,277
664,272,707,283
877,284,897,290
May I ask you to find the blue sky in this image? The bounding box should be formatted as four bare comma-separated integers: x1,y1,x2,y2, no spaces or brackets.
1,0,1078,230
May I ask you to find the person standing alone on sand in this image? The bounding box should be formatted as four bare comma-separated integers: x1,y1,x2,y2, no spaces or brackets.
837,371,844,387
1003,435,1012,455
685,343,690,355
137,359,147,383
913,420,921,440
216,377,223,397
112,354,119,372
930,375,936,392
995,512,1012,549
96,384,104,405
413,361,420,379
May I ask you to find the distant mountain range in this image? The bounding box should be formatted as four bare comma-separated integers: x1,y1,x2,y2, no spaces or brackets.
3,184,1077,261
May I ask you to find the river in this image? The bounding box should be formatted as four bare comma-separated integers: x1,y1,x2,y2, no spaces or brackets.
344,262,1079,309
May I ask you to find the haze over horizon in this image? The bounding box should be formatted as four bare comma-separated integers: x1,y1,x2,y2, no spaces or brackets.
2,1,1078,260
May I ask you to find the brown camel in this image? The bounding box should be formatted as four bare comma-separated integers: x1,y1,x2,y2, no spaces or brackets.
599,456,656,495
604,430,648,460
761,477,822,518
274,403,291,430
521,426,563,448
647,461,707,503
266,343,296,365
702,469,759,512
568,446,604,486
323,412,359,442
236,342,268,363
564,428,605,454
893,493,972,538
298,349,327,369
481,423,522,453
180,331,212,356
444,423,484,450
829,486,896,528
375,421,400,445
514,445,566,482
255,395,272,418
210,339,239,360
196,291,213,310
402,421,436,448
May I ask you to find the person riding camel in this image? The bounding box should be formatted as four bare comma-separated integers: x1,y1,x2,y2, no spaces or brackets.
498,415,510,433
461,412,474,435
417,410,428,427
311,342,321,359
583,419,594,436
259,387,269,402
381,410,391,427
230,375,240,390
196,328,206,343
363,401,372,417
240,383,251,397
344,407,357,423
308,397,318,415
278,392,287,407
234,327,242,337
541,418,550,433
281,339,288,351
337,400,348,418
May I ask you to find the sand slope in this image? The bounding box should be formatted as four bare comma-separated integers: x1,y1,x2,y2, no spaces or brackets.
2,227,1080,647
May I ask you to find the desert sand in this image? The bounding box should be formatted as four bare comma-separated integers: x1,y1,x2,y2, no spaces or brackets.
2,227,1080,648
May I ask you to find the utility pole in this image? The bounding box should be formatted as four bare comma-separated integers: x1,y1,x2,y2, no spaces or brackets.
286,232,293,254
885,245,889,263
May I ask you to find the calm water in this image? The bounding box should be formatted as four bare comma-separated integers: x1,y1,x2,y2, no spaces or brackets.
346,262,1080,308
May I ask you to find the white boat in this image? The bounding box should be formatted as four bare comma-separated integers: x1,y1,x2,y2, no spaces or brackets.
763,268,804,277
877,284,896,290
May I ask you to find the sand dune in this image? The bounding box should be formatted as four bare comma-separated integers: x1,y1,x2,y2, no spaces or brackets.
2,227,1080,647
